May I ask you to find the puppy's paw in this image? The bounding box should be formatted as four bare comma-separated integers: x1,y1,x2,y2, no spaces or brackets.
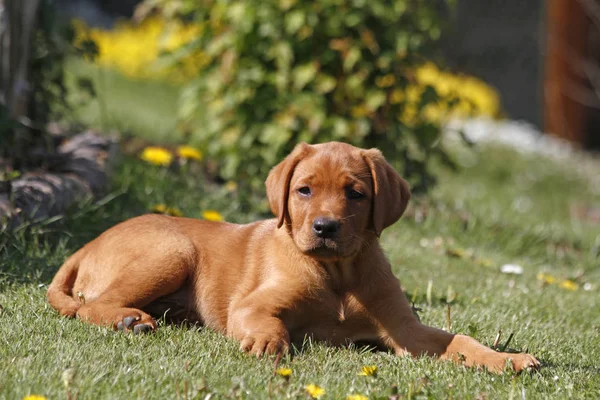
509,353,541,373
240,332,289,357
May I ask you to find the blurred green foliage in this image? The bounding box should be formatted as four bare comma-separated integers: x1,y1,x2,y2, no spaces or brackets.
149,0,459,191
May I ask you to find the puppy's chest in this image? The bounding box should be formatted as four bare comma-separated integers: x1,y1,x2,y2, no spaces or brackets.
283,291,375,344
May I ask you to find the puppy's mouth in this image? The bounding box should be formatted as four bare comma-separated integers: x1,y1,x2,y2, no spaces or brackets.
304,238,342,258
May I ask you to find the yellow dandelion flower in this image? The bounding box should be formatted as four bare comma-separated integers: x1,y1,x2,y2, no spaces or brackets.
225,181,238,192
559,280,579,291
275,368,292,378
358,365,378,377
151,204,167,214
140,146,173,166
475,258,495,268
23,396,47,400
446,247,466,258
151,204,183,217
177,146,203,161
537,273,556,285
202,210,223,222
347,395,368,400
305,384,325,399
166,207,183,217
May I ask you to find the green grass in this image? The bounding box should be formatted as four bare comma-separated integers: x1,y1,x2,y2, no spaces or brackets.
65,58,182,143
1,143,599,399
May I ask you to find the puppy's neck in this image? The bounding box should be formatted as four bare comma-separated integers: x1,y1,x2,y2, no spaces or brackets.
320,258,359,294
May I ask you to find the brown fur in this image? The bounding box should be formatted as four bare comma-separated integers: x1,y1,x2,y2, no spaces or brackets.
48,142,539,373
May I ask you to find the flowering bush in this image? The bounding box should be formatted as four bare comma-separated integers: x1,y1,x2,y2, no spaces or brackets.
74,19,500,122
154,0,500,191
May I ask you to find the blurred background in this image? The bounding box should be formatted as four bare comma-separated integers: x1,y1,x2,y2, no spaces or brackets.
53,0,600,148
0,0,599,223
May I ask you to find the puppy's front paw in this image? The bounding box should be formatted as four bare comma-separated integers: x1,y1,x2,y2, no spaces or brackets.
509,353,541,373
240,332,289,357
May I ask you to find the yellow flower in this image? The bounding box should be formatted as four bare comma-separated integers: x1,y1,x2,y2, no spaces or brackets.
225,181,238,192
347,395,368,400
305,384,326,399
275,367,292,378
350,104,369,118
151,204,167,213
202,210,223,222
177,146,203,161
537,272,556,285
167,207,183,217
446,247,466,258
358,365,378,377
375,74,395,88
475,258,494,268
74,17,205,82
559,280,579,291
151,204,183,217
140,146,173,166
389,89,404,104
23,396,47,400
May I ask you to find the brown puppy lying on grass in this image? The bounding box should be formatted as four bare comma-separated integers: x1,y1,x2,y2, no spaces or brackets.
48,142,540,373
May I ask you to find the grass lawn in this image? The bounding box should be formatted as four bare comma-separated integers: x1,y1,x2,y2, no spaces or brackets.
1,139,599,399
65,59,182,144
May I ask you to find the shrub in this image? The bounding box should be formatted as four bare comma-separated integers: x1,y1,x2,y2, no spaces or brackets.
142,0,487,192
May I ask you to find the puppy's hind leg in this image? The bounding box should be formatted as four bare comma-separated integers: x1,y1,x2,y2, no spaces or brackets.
76,253,193,334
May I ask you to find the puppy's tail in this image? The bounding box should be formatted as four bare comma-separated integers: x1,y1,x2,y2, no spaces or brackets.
47,248,85,317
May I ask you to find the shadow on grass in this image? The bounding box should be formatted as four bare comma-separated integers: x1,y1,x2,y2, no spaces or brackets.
538,360,600,374
0,187,148,286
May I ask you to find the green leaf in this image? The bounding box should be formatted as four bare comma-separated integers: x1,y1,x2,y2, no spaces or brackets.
414,123,440,149
343,47,361,72
365,90,386,111
314,74,337,93
419,85,439,108
227,2,247,24
285,10,306,34
345,72,366,94
344,13,362,27
332,118,350,138
292,63,318,90
269,41,294,70
396,32,410,53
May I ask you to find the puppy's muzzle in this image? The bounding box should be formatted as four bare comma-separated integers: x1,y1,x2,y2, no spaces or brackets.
312,217,341,239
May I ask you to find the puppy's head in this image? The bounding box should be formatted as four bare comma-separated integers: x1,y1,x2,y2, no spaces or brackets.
266,142,410,260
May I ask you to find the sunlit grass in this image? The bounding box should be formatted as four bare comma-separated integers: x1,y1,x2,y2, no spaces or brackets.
64,58,181,143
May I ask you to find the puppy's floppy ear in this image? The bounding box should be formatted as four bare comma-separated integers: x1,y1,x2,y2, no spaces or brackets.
266,143,313,229
362,148,411,236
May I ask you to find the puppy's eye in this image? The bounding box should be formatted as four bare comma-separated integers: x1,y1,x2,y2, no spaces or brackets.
347,189,364,200
297,186,311,196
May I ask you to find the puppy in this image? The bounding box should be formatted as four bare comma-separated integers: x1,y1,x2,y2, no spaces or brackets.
48,142,539,373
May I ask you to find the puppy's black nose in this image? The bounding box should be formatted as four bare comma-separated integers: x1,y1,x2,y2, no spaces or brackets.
312,217,340,239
